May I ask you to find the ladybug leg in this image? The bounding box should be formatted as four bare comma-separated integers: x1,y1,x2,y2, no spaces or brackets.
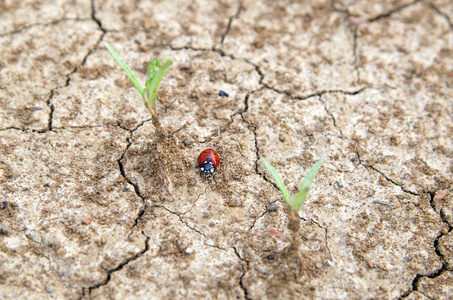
211,169,217,183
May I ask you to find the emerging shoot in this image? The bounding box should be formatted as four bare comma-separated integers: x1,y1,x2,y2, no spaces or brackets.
262,155,324,255
103,42,173,124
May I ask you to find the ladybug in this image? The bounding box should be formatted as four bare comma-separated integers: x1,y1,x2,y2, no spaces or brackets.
197,149,220,177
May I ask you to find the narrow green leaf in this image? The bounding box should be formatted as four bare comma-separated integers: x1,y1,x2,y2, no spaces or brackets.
262,158,292,208
103,42,144,98
148,57,173,107
293,155,324,210
144,57,160,103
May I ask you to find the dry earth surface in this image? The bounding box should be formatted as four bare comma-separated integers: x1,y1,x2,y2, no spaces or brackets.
1,0,452,299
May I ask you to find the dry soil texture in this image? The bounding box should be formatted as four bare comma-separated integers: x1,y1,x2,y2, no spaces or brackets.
0,0,452,299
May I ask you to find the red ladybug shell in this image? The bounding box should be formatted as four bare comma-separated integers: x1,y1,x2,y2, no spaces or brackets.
197,149,220,169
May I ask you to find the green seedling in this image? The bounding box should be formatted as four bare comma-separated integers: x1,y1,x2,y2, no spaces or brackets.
103,42,173,126
262,155,323,255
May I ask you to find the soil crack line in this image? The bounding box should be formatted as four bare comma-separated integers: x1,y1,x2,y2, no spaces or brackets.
24,233,53,270
430,3,453,28
118,131,147,231
399,262,448,299
86,233,150,296
233,246,252,300
366,165,419,196
160,205,207,238
91,0,106,33
368,0,419,22
318,96,344,137
351,27,360,85
220,3,243,44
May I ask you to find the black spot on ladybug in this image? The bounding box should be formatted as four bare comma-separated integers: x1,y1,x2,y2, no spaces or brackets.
219,90,229,97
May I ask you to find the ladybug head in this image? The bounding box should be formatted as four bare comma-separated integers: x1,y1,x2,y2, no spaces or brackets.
199,158,215,177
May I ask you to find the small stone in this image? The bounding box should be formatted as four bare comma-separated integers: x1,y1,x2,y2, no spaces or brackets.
82,217,93,225
267,204,278,211
143,18,157,30
267,253,276,260
0,223,8,234
219,90,229,97
316,262,323,269
185,247,193,254
0,201,7,209
46,287,53,293
184,138,191,146
433,190,447,202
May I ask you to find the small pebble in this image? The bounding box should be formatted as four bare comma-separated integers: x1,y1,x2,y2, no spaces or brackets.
267,253,276,260
316,262,323,269
0,223,8,234
46,287,53,293
219,90,229,97
1,201,7,209
350,158,356,162
267,204,278,211
82,217,93,225
184,138,191,146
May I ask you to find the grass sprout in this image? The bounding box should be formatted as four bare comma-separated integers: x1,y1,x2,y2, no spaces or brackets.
103,42,173,122
262,155,323,211
262,155,324,257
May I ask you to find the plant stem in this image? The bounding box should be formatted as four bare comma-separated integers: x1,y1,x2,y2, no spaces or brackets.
287,209,301,256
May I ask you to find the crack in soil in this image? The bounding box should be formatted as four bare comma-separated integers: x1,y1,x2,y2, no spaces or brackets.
177,185,208,215
366,165,420,196
0,18,92,36
397,191,452,298
84,233,150,298
318,95,344,137
430,2,453,28
351,27,360,85
52,124,104,130
428,191,452,231
45,89,55,132
42,24,105,133
248,209,268,231
306,218,333,261
220,3,243,44
118,131,147,231
233,246,252,300
24,233,53,270
368,0,419,22
91,0,106,33
160,205,207,238
399,262,448,299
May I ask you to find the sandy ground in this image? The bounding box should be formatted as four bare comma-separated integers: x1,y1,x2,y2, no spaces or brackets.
0,0,452,299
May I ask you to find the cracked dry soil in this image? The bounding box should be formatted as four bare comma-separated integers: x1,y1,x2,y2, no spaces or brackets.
0,0,452,299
